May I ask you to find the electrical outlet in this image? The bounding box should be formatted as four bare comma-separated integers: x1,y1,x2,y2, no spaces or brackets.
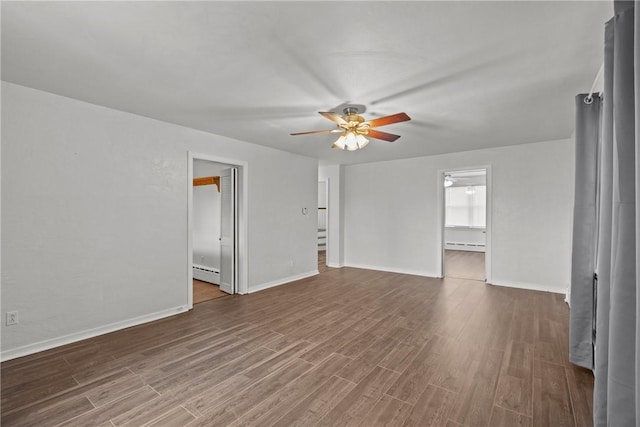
6,311,18,326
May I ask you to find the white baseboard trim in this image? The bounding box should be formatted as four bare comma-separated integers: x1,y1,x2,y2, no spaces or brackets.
487,279,566,294
343,262,439,278
326,263,343,268
249,270,319,293
1,305,190,362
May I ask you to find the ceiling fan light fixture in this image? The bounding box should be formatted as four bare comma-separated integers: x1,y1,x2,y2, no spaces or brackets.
356,134,369,149
293,108,410,151
332,134,347,150
345,131,358,151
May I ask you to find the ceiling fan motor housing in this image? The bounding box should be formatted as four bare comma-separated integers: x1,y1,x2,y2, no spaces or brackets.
342,108,368,135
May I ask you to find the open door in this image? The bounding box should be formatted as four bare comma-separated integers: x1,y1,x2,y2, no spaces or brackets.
219,167,237,294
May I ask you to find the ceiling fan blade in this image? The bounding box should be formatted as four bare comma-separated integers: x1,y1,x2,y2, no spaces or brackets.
319,111,348,126
367,112,411,128
367,129,401,142
290,129,342,136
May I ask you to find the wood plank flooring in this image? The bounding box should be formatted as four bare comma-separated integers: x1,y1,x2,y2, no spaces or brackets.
1,266,593,426
445,250,485,281
317,250,331,274
193,279,228,304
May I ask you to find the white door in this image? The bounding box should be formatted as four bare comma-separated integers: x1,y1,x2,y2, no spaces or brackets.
219,167,237,294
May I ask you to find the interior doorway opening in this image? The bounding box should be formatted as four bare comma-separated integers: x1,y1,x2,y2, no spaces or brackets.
188,152,248,308
441,168,489,281
317,180,329,273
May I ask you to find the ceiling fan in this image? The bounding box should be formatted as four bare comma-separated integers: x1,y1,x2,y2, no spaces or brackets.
290,107,411,151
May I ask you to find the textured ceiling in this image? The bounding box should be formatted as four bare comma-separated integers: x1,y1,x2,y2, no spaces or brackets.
1,1,612,165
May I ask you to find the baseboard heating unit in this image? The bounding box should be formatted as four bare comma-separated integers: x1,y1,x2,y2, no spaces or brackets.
193,264,220,285
445,242,486,252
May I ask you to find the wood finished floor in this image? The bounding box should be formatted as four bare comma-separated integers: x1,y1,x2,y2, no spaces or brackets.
317,250,332,274
193,279,229,304
1,267,593,426
445,250,485,281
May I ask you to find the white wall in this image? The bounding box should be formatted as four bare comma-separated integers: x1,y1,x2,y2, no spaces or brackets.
343,139,574,293
1,82,318,359
192,160,225,270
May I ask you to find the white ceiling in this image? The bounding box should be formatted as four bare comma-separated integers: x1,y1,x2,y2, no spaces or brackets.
1,1,612,165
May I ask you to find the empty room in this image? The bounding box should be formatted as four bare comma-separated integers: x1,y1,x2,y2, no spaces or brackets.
2,1,638,426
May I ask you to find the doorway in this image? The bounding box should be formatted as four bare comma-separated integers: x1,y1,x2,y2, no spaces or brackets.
440,168,490,281
188,153,248,308
317,180,329,273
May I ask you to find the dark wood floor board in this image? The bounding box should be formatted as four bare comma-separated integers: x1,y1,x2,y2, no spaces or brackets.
448,347,504,426
394,300,441,331
0,340,93,371
337,336,400,384
508,309,537,345
2,394,95,427
298,319,378,364
147,345,275,394
305,312,367,344
378,342,421,374
401,384,456,427
58,385,160,427
565,365,594,427
494,341,534,416
188,358,314,425
1,368,79,412
269,374,356,427
141,324,225,357
428,339,479,394
489,406,533,427
363,292,408,320
113,394,183,427
149,335,248,376
227,353,352,427
284,309,354,342
385,335,447,405
85,373,146,408
457,290,514,352
532,359,575,427
361,393,413,426
362,313,404,340
71,357,135,386
1,262,592,427
334,330,379,359
1,355,72,390
315,366,400,426
436,286,487,340
1,368,132,423
393,295,427,318
103,320,219,360
241,341,313,381
534,318,571,368
180,344,312,417
128,331,240,375
145,405,197,427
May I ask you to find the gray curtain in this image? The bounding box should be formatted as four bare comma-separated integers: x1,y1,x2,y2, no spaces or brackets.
570,93,600,370
589,1,638,425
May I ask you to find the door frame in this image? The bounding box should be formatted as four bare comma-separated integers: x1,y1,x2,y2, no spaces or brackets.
436,165,492,282
187,152,248,308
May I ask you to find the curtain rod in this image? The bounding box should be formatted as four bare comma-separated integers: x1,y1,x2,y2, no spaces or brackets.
585,63,604,104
